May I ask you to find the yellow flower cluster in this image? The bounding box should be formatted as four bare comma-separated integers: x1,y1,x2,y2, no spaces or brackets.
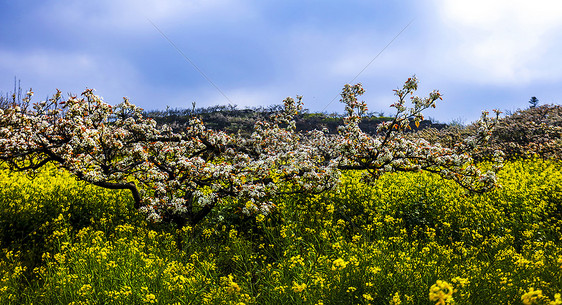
331,258,348,271
429,280,454,305
292,282,307,293
0,159,561,304
521,287,562,305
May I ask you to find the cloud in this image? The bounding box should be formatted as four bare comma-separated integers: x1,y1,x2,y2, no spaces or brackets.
429,0,562,85
0,50,95,79
1,0,559,125
0,48,143,105
40,0,257,31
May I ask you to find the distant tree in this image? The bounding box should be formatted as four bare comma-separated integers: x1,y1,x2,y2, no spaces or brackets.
529,96,539,108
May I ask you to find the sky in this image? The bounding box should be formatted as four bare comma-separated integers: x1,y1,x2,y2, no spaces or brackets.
1,0,561,123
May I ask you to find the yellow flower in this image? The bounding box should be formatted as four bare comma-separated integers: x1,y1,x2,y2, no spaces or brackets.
143,293,157,303
121,286,132,296
451,276,470,288
181,225,193,234
202,228,213,238
227,281,240,294
521,287,544,305
429,280,454,305
390,292,402,305
289,255,305,268
225,274,241,294
292,282,307,293
78,284,93,297
273,285,287,293
332,258,348,271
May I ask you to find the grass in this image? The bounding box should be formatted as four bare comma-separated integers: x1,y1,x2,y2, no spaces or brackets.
0,158,561,304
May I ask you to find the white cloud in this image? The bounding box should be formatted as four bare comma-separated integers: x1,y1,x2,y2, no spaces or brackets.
0,50,95,79
430,0,562,85
42,0,257,32
3,0,559,124
440,1,562,29
0,49,142,104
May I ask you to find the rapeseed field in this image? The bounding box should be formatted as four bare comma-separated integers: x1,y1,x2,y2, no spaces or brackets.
0,159,561,304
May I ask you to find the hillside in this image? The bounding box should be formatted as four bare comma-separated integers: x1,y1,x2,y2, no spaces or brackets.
143,105,447,135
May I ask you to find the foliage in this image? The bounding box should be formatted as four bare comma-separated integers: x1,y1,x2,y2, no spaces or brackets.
415,104,562,161
0,159,560,304
529,97,539,109
144,105,440,137
0,77,502,227
485,104,562,160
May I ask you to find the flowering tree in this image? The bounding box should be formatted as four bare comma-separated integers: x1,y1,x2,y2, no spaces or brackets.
0,77,502,227
334,78,503,191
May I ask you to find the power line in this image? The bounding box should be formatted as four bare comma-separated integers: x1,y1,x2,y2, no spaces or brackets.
321,18,415,112
145,17,234,104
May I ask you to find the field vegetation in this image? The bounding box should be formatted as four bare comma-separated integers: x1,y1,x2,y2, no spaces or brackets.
0,79,560,304
0,158,561,304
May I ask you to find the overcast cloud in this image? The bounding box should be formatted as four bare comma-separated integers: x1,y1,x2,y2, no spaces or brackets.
1,0,560,123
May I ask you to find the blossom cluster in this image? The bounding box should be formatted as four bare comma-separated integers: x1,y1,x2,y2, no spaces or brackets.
0,77,502,225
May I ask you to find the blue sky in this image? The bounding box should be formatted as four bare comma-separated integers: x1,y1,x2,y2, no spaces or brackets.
1,0,561,123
